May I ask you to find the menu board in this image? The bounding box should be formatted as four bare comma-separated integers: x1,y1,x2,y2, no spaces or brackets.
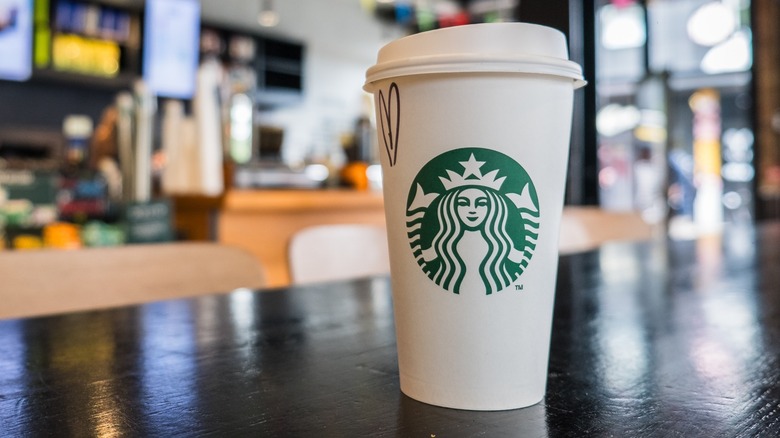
142,0,200,98
0,0,32,81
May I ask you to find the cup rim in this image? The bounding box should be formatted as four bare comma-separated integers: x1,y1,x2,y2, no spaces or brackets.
363,23,586,92
364,53,586,91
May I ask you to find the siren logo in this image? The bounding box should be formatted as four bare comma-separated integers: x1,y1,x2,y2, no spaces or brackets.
406,148,540,295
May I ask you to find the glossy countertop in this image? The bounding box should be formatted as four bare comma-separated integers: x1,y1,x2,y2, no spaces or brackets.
1,223,779,436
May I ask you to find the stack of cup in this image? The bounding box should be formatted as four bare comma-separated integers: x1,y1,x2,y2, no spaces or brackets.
364,23,585,411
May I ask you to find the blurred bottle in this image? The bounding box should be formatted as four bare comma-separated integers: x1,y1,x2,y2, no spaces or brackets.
59,115,109,224
133,80,155,202
62,115,93,175
339,115,374,190
225,34,257,165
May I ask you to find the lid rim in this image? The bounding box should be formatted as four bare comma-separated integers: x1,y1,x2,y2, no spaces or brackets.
364,23,586,91
364,54,585,90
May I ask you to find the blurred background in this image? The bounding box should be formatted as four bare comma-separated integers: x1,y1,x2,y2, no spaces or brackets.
0,0,778,254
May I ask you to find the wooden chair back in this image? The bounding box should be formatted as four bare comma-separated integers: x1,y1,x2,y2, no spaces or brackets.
289,224,390,285
0,242,266,319
559,207,656,254
286,211,653,285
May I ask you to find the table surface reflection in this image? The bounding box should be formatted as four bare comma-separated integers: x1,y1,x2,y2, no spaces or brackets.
2,223,780,436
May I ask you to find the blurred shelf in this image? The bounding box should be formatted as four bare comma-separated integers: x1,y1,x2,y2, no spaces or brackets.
89,0,144,11
31,68,137,91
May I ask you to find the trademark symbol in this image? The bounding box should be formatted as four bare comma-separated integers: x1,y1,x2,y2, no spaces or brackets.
515,284,524,291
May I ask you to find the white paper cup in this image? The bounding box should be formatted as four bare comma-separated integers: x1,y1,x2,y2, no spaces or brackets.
364,23,585,411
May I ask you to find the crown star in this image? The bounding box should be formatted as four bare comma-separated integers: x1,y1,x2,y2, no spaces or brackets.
460,154,485,179
439,153,506,191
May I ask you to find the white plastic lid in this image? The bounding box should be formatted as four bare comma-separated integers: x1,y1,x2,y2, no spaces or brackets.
364,23,586,91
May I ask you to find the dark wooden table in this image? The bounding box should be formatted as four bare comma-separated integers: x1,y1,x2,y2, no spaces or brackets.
2,223,780,437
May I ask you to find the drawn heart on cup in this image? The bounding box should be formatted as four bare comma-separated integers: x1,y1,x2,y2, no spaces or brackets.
378,82,400,167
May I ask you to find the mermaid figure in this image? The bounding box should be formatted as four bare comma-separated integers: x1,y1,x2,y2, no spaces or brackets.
408,152,539,295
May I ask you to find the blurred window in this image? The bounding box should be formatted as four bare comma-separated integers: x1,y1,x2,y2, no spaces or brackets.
594,0,754,231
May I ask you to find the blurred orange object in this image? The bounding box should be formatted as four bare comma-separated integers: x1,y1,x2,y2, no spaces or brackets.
43,222,82,249
340,162,370,190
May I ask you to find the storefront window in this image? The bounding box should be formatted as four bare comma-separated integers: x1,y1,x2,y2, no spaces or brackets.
595,0,753,237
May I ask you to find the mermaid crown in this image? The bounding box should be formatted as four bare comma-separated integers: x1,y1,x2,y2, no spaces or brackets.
439,153,506,191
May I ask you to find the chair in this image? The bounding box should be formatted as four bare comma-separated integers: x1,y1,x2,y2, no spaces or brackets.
559,206,656,254
288,224,390,285
286,211,651,284
0,242,266,319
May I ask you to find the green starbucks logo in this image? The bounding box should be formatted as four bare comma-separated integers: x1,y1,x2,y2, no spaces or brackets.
406,147,540,295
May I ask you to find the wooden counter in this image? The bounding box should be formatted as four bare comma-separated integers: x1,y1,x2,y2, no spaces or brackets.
214,189,386,287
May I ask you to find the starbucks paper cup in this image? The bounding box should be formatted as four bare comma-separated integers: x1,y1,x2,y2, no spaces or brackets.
364,23,585,411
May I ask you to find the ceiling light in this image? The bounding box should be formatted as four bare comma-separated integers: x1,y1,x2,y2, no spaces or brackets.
258,0,279,27
687,2,736,46
600,4,646,50
700,30,751,74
